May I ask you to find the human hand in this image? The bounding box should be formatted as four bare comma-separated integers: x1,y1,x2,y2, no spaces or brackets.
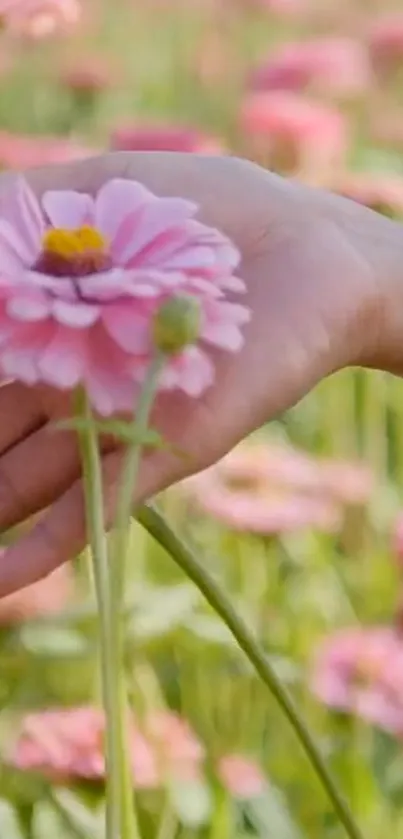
0,151,400,594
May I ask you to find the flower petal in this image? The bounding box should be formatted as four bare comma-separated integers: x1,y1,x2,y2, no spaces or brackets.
162,346,214,397
119,198,198,265
52,300,100,328
95,179,156,243
38,329,87,389
42,190,94,229
0,219,35,266
102,303,151,354
7,293,50,322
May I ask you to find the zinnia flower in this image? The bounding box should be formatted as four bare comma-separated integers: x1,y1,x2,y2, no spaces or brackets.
0,132,97,170
311,627,403,735
240,92,348,177
248,38,371,99
8,707,204,787
110,124,224,155
181,442,343,534
0,178,249,415
0,0,81,39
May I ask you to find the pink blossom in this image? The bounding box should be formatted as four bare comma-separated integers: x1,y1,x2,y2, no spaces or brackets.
0,0,81,38
218,755,266,798
0,178,248,415
240,92,348,176
393,515,403,571
8,707,204,787
311,627,403,735
367,14,403,77
0,562,72,624
0,132,97,170
59,56,117,95
248,38,371,98
110,123,224,155
181,443,343,535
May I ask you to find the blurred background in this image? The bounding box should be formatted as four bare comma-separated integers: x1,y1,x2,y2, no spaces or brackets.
2,0,403,837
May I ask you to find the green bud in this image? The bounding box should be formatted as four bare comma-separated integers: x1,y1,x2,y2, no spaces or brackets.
152,294,201,354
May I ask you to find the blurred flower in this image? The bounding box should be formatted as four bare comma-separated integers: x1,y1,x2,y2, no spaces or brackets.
110,123,224,154
59,56,117,98
367,14,403,78
0,0,81,39
248,38,371,99
0,177,248,415
218,754,266,798
393,514,403,571
312,627,403,735
333,173,403,218
181,442,344,535
240,91,348,176
9,707,204,787
0,131,97,169
0,563,72,624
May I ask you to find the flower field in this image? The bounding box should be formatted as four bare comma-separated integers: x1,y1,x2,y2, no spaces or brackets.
2,1,403,837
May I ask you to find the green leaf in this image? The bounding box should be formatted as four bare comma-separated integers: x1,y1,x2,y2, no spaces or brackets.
245,786,305,839
129,583,200,639
50,789,104,839
0,800,24,839
168,777,212,827
33,801,74,839
19,625,90,658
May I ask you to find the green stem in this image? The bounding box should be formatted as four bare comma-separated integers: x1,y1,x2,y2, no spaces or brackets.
76,390,121,839
108,355,164,838
137,504,364,839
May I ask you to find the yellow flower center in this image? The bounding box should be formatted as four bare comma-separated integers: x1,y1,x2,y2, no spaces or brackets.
42,225,107,258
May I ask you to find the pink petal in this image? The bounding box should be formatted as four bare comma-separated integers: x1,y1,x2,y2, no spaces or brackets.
102,304,151,353
42,190,94,229
52,300,100,328
95,179,156,244
27,271,77,300
119,198,198,265
0,219,34,265
16,178,45,253
162,346,215,397
202,301,251,350
87,368,137,416
38,329,87,389
76,268,133,301
7,293,50,322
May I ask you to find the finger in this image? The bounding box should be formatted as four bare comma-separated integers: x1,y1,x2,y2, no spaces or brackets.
0,443,189,596
0,381,45,455
0,424,81,531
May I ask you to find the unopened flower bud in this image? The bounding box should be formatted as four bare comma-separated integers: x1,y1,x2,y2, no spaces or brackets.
152,294,201,354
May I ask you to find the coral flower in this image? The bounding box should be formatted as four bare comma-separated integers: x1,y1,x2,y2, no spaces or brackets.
8,707,204,787
0,178,248,414
248,38,371,98
110,124,224,155
312,627,403,735
0,0,81,38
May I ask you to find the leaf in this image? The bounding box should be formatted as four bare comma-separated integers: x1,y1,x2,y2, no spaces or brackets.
168,777,212,828
129,583,200,639
245,786,305,839
33,801,74,839
19,625,90,659
50,789,104,839
0,800,24,839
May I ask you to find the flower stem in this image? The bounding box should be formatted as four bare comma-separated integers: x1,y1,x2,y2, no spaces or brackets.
76,389,122,839
137,504,364,839
108,355,165,838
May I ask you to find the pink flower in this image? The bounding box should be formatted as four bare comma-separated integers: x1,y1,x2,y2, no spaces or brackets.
0,178,249,415
248,38,371,98
0,562,72,624
0,132,97,169
110,123,224,155
0,0,81,38
311,627,403,735
367,14,403,77
8,707,204,787
218,755,266,798
59,56,117,96
240,92,348,176
181,443,343,535
334,173,403,218
393,514,403,571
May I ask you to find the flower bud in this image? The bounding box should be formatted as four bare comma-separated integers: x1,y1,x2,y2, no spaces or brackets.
152,294,201,354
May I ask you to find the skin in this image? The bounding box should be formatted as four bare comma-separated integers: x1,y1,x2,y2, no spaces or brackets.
0,150,402,595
